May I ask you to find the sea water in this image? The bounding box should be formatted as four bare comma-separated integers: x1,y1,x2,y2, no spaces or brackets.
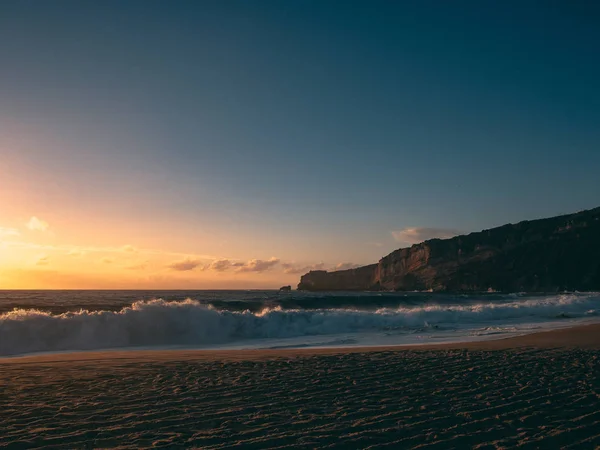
1,290,598,357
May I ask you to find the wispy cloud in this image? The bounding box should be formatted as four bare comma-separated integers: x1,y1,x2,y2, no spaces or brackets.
281,262,326,274
168,258,204,271
0,227,20,238
100,257,114,264
4,240,217,264
126,261,149,270
36,255,49,266
67,248,87,257
26,216,49,232
392,227,462,244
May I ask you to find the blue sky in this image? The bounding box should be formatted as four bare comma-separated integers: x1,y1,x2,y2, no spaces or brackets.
0,1,599,287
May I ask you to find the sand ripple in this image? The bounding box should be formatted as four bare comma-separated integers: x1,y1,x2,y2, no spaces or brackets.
2,349,600,448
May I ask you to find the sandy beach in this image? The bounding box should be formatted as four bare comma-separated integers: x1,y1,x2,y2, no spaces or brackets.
3,324,600,448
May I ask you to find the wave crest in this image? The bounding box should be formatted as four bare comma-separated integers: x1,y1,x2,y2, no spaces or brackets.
1,294,598,356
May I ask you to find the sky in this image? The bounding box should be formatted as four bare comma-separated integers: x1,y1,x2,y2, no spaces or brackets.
0,0,599,289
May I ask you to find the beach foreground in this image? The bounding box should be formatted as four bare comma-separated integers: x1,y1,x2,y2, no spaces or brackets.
3,325,600,449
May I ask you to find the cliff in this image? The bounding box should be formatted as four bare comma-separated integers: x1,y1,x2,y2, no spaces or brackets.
298,207,600,292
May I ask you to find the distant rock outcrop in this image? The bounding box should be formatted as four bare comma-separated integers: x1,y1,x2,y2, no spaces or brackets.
298,207,600,292
279,285,292,292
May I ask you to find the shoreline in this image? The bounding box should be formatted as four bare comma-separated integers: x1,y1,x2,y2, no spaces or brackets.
4,322,600,364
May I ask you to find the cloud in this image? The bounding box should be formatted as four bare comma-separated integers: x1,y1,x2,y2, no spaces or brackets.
392,227,462,244
236,257,280,273
120,245,138,253
208,259,234,272
67,248,87,257
100,257,114,264
168,258,204,271
281,262,326,274
26,216,49,232
333,262,360,271
202,257,281,273
126,261,149,270
36,255,49,266
0,227,20,237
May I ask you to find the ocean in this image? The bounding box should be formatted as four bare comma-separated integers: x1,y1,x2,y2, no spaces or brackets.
1,290,598,357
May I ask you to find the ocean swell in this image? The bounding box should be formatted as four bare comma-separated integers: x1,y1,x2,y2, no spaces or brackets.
1,294,598,356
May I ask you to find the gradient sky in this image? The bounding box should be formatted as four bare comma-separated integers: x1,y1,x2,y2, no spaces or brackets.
1,0,599,288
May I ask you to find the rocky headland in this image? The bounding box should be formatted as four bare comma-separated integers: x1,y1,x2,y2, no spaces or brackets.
298,207,600,292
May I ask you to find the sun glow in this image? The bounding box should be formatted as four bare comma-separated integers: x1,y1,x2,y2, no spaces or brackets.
0,216,323,289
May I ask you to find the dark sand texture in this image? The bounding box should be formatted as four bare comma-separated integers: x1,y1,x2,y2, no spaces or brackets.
2,324,600,449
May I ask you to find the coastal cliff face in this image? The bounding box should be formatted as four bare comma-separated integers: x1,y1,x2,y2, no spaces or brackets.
298,207,600,292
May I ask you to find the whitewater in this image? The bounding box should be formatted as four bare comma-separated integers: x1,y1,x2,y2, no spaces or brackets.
1,290,599,357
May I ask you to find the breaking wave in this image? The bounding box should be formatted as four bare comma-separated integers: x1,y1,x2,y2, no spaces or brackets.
1,294,599,356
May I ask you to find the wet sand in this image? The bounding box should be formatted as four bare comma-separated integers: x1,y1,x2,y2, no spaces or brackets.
2,324,600,448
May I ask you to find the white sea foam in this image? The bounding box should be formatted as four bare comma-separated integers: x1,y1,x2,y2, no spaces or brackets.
1,294,599,356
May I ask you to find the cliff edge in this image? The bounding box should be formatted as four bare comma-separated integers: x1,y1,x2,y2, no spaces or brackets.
298,207,600,292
